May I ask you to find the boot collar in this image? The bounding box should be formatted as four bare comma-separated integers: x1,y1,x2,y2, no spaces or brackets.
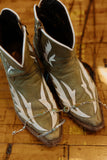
0,25,27,69
0,8,36,76
34,0,75,51
1,8,20,21
34,2,75,68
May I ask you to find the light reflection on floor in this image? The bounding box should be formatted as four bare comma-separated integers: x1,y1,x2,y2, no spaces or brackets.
97,67,107,84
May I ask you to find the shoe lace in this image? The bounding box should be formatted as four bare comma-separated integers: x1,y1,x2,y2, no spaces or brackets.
12,99,107,137
12,108,65,137
75,99,107,108
61,99,107,112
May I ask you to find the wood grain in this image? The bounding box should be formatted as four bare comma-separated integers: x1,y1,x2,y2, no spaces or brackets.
8,144,68,160
0,0,107,159
69,146,107,160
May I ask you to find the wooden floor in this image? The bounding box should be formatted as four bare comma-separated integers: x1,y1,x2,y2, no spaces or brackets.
0,0,107,159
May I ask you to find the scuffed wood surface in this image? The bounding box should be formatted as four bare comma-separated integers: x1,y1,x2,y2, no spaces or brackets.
0,0,107,159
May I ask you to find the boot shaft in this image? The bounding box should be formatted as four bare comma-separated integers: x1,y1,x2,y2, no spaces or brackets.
34,0,76,72
0,8,38,78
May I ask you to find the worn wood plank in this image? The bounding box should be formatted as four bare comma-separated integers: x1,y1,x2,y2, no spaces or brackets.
9,144,68,160
0,99,13,108
1,115,107,145
69,146,107,160
0,144,8,160
0,0,106,159
62,135,107,146
2,122,107,146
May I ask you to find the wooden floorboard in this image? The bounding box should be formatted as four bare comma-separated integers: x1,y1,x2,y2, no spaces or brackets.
0,0,107,159
69,146,107,160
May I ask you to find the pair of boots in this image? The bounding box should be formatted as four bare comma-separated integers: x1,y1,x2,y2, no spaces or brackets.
0,0,104,147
